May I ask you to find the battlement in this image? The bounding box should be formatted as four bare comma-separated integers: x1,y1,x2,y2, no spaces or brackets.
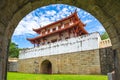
19,32,101,59
99,38,112,48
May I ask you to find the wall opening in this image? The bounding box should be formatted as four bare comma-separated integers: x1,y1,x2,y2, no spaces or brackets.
41,60,52,74
6,2,117,80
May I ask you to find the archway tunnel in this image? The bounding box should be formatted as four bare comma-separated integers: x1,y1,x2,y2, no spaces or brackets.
0,0,120,80
41,60,52,74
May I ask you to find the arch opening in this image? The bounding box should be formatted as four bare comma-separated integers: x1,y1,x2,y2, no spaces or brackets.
2,1,119,80
10,3,113,75
41,60,52,74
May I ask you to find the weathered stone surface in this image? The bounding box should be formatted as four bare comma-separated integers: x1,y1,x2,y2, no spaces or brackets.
18,47,115,75
0,23,5,35
8,62,18,72
0,0,120,80
18,49,101,74
99,47,114,74
0,0,6,9
114,22,120,35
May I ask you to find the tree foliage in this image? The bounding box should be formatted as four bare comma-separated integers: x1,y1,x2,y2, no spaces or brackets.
9,42,20,58
101,32,109,40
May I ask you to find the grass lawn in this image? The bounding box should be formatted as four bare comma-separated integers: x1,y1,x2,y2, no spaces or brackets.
7,72,108,80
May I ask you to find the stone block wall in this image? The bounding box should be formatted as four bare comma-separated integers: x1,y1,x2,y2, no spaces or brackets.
8,62,18,72
99,47,114,74
18,47,115,75
18,49,101,74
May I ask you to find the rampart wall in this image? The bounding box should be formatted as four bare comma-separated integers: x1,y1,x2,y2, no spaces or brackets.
18,32,114,74
19,32,101,59
99,39,112,48
18,49,101,74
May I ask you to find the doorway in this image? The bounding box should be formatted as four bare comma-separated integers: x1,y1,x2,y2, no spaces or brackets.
41,60,52,74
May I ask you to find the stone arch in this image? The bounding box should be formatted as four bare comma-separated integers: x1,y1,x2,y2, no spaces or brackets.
0,0,120,80
41,60,52,74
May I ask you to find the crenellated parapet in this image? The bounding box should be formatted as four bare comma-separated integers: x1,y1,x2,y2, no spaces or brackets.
19,32,101,59
99,39,112,48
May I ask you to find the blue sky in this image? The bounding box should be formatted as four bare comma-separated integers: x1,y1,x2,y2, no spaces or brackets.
12,4,105,48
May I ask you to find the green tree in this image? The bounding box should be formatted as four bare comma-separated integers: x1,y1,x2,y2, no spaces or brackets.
101,32,109,40
9,42,20,58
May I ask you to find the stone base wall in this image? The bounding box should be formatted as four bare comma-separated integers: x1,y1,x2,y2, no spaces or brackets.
99,47,114,74
18,49,101,74
8,62,18,72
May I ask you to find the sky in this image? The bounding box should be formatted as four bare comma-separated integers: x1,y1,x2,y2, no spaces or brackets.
12,4,105,48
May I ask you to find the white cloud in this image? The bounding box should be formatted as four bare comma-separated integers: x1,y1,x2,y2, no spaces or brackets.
96,25,105,32
56,5,61,10
13,9,57,35
62,7,68,12
13,20,39,35
13,4,101,36
13,5,79,36
46,10,56,16
24,13,33,20
84,20,92,24
87,25,105,34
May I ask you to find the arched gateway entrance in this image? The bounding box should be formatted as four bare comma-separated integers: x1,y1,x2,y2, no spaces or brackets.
41,60,52,74
0,0,120,80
